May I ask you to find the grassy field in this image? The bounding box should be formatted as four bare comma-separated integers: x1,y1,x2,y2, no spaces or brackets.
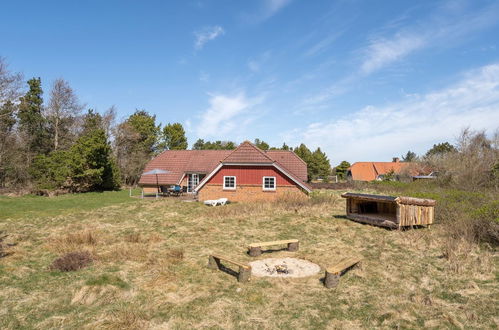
0,188,497,329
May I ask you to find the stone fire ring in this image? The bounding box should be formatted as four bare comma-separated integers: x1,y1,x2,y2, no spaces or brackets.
249,257,321,278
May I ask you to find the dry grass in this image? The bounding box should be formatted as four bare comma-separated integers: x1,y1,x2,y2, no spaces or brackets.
0,190,497,329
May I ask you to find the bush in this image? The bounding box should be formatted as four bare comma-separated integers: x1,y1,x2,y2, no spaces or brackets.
49,251,93,272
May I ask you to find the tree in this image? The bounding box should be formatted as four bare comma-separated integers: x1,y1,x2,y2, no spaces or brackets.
335,161,351,180
309,148,331,181
192,138,205,150
254,138,269,150
46,78,83,150
125,110,160,154
294,144,313,181
161,122,188,150
18,77,49,156
0,57,23,105
401,150,418,162
425,142,456,158
191,139,236,150
32,110,121,192
114,110,160,185
281,142,290,151
294,143,312,164
0,101,18,187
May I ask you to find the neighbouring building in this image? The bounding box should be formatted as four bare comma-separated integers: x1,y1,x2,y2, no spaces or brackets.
347,158,414,181
138,141,312,202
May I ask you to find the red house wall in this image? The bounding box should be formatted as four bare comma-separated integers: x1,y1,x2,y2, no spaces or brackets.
206,165,296,186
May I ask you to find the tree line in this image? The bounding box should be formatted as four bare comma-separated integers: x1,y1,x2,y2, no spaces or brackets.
0,58,333,192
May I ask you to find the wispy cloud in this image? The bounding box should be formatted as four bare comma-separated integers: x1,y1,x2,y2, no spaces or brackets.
262,0,292,19
295,1,499,111
196,92,264,138
361,34,426,74
194,25,225,50
283,63,499,163
360,1,499,75
243,0,292,23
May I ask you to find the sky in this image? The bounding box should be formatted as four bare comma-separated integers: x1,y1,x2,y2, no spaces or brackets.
1,0,499,164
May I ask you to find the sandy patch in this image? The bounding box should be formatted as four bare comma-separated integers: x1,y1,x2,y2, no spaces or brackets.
249,257,321,278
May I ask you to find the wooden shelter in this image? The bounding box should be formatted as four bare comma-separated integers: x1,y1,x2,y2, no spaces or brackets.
341,193,435,229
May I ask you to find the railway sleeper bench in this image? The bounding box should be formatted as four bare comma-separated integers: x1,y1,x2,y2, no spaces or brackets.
248,239,299,257
207,254,251,283
324,256,362,288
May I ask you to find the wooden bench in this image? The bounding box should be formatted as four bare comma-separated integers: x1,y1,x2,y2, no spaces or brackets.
207,254,251,282
247,239,299,257
324,256,362,288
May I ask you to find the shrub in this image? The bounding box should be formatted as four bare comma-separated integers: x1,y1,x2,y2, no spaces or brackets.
50,251,93,272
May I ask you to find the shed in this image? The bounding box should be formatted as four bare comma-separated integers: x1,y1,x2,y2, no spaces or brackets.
341,193,436,229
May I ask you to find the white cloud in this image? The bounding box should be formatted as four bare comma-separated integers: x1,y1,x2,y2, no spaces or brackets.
194,26,225,50
361,34,426,74
283,63,499,164
196,92,264,138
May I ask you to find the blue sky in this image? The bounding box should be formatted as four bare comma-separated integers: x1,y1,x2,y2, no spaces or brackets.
1,0,499,164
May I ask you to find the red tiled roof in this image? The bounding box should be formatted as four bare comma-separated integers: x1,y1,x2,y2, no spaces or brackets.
266,150,308,183
139,150,230,185
222,141,274,163
348,161,412,181
138,142,309,187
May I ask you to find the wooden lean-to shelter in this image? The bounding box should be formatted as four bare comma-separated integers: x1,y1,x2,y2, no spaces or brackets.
341,193,436,229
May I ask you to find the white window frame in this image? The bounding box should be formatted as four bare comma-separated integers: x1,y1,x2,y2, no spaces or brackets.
262,176,276,191
223,176,236,190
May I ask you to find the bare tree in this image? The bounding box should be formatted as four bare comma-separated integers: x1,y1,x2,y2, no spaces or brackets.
47,78,83,150
0,57,23,105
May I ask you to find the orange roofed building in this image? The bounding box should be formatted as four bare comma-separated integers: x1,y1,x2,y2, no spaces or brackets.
139,141,312,202
347,158,415,181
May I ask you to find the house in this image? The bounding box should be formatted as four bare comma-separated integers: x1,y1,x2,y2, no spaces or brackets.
347,158,413,181
138,141,312,202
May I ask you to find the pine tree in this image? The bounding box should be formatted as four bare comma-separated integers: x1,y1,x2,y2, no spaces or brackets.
310,148,331,181
18,77,49,156
335,161,351,180
161,123,188,150
254,138,269,150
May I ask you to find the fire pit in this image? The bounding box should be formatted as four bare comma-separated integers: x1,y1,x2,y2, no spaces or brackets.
249,257,321,278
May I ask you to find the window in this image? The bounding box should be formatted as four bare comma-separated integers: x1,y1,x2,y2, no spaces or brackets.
223,176,236,190
263,176,276,191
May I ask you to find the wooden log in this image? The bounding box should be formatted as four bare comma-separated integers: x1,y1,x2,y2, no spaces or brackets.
249,246,262,257
238,266,251,282
287,241,299,252
324,272,340,288
346,214,398,229
208,255,218,269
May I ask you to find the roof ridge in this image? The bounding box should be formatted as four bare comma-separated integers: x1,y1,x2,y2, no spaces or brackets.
222,141,274,163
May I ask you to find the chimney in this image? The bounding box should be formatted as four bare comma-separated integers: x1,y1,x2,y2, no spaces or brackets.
392,157,400,163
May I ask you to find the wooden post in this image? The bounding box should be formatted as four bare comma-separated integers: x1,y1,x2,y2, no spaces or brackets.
238,266,251,282
287,241,299,252
249,246,262,257
324,271,340,288
141,189,144,199
207,255,218,270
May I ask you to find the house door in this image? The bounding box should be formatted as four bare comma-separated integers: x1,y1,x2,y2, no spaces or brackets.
187,174,199,192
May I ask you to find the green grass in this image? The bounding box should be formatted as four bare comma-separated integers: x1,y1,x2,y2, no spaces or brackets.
0,189,141,220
